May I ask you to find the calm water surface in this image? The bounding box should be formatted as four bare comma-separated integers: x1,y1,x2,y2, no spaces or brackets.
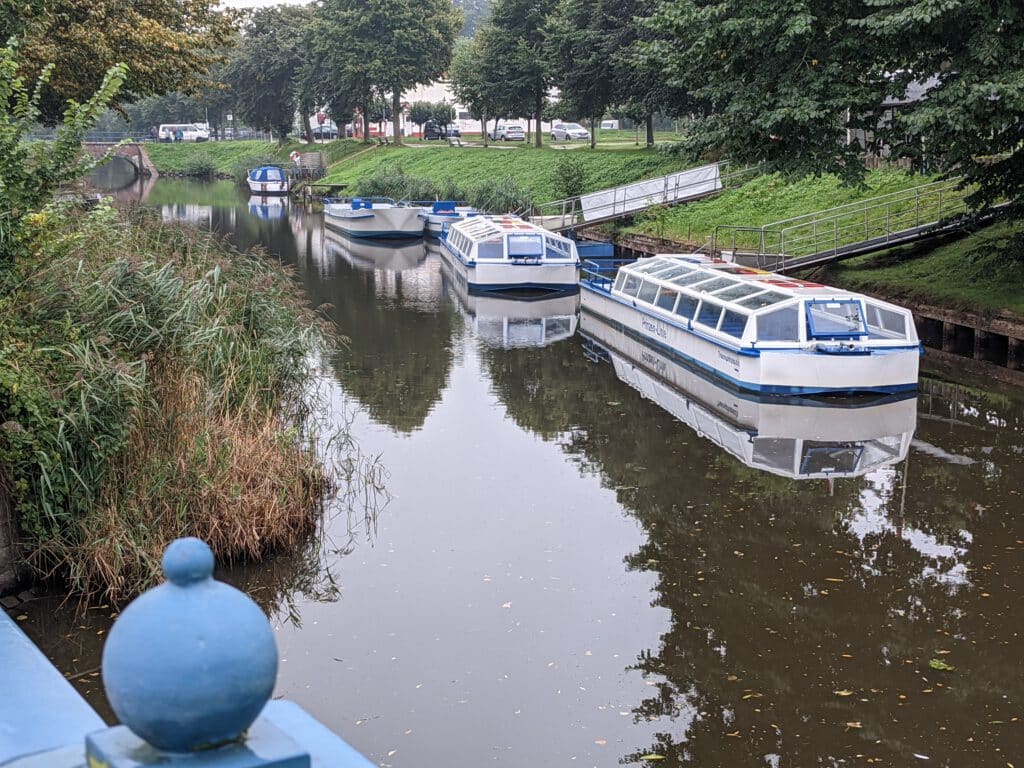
19,180,1024,767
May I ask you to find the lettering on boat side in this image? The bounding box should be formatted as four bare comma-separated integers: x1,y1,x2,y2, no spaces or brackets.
718,350,740,370
641,317,668,339
640,350,668,377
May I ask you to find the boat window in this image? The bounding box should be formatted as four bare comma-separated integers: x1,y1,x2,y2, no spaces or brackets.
806,299,866,338
757,306,801,341
478,239,504,259
737,291,789,309
714,283,764,302
752,438,796,472
670,271,712,287
508,234,542,257
650,265,692,281
544,317,573,341
655,288,678,312
637,280,660,304
800,442,862,475
719,309,748,338
622,274,642,296
864,302,908,340
696,299,723,328
613,271,627,292
692,277,737,294
675,294,699,320
545,236,573,259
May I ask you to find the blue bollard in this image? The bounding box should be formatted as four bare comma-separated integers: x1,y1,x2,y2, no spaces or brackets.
2,538,376,768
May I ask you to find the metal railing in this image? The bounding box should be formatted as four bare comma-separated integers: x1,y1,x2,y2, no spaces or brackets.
711,178,973,271
523,161,758,232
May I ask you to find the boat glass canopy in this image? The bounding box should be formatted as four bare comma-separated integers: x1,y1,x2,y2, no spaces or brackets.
607,255,916,346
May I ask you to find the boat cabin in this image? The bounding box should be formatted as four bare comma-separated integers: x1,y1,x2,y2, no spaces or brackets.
248,166,288,183
444,217,579,265
608,255,918,349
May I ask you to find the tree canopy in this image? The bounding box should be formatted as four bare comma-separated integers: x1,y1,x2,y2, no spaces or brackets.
1,0,235,125
637,0,1024,207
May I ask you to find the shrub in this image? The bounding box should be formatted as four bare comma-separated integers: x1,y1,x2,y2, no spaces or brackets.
467,176,534,214
355,163,437,201
553,154,586,200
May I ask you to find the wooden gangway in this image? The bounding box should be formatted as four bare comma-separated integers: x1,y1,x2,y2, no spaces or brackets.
522,161,756,232
709,179,1000,274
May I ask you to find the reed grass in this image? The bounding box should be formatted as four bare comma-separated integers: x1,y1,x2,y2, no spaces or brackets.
1,202,335,602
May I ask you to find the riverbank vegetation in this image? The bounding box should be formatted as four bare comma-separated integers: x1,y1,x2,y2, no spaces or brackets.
1,203,331,601
820,218,1024,316
144,139,367,181
623,168,937,243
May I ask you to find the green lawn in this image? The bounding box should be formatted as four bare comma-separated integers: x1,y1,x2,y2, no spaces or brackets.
625,169,939,244
145,139,366,177
821,218,1024,315
319,143,691,202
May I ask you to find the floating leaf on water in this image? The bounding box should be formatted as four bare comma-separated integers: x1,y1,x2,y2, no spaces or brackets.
928,659,955,672
640,755,665,761
594,739,607,746
725,730,740,737
834,689,855,697
845,721,863,729
825,578,844,583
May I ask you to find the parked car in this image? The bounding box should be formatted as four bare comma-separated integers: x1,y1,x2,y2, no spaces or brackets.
423,121,461,140
551,122,590,141
312,125,339,140
158,123,210,142
488,124,525,141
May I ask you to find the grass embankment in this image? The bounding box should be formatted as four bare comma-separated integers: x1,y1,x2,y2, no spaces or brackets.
0,203,331,602
319,143,691,203
820,218,1024,315
625,168,939,244
145,139,367,181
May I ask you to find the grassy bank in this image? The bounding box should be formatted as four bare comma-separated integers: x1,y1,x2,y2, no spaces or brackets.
0,203,332,601
145,139,367,180
820,218,1024,315
319,144,691,203
625,169,938,243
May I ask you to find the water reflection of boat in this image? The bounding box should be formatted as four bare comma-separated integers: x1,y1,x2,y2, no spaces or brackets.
440,248,579,348
248,195,288,220
323,228,426,272
580,308,916,479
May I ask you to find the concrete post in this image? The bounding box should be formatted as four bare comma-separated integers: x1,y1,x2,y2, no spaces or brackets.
973,329,990,361
1008,337,1023,371
941,321,957,353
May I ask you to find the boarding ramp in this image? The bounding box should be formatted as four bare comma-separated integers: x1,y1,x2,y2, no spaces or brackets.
526,161,755,231
710,179,982,273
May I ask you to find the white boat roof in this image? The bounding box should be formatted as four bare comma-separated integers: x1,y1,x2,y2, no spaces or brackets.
450,215,574,244
620,254,897,315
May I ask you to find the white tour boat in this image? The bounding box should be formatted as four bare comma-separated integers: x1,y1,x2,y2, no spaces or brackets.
438,250,579,348
417,201,481,238
580,254,921,395
581,310,916,480
324,197,424,239
440,216,580,293
246,165,289,196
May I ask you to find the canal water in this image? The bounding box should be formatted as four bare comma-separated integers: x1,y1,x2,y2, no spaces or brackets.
17,180,1024,767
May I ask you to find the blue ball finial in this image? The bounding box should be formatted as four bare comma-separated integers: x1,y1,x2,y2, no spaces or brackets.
102,537,279,753
162,537,215,585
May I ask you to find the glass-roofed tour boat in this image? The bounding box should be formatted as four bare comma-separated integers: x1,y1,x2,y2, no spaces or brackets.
580,254,921,395
440,216,580,294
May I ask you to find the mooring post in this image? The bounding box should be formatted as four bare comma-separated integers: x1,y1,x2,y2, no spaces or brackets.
3,538,375,768
942,321,957,353
1008,337,1023,371
973,329,990,361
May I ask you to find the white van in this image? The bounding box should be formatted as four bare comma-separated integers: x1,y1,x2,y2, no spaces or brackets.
158,123,210,142
600,119,620,130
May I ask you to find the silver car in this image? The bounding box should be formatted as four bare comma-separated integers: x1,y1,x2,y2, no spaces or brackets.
489,124,526,141
551,122,590,141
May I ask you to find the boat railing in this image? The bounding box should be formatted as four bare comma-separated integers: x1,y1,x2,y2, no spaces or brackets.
323,196,399,207
581,257,632,291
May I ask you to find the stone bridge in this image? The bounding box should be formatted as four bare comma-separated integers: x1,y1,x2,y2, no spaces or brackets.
83,142,159,180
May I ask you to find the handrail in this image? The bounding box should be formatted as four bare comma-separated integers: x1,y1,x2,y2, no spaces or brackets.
711,176,974,270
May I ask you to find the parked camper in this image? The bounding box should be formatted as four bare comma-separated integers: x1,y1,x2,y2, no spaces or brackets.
158,123,210,142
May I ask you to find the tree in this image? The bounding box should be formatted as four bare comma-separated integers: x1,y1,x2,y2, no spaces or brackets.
486,0,557,147
0,43,126,262
224,6,313,143
545,0,632,149
453,0,492,37
314,0,460,146
409,101,434,136
1,0,235,125
637,0,1024,209
432,101,456,125
450,33,502,146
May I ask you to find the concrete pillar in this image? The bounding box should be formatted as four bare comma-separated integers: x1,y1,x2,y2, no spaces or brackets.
974,329,990,361
1008,337,1023,371
942,321,957,353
